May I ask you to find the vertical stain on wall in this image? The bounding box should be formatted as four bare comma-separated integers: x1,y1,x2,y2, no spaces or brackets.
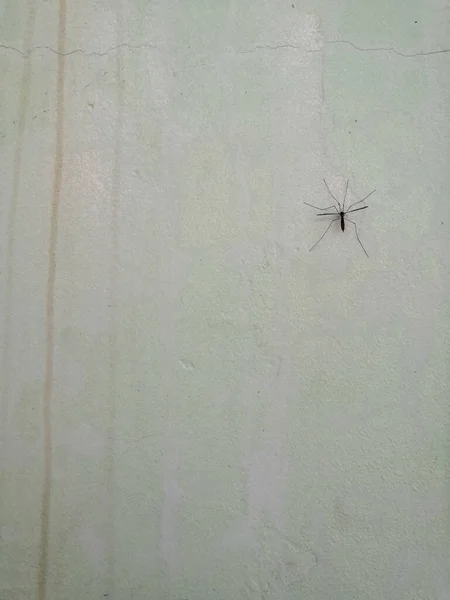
1,0,37,458
38,1,67,599
105,2,124,595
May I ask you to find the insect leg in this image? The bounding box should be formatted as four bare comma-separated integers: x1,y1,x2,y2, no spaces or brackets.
347,189,376,211
304,202,338,212
346,206,368,214
308,218,339,252
323,179,341,211
345,218,369,257
342,180,349,211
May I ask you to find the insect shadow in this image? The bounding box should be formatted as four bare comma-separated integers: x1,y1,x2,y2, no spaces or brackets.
304,179,375,257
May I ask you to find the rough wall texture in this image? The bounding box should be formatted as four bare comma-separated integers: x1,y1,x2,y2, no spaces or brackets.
1,1,449,599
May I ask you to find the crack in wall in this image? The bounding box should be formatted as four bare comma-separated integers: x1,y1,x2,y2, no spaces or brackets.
238,43,307,53
328,39,450,57
1,39,449,59
0,42,157,57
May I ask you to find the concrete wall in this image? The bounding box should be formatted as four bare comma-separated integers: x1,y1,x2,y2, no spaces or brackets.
1,1,449,598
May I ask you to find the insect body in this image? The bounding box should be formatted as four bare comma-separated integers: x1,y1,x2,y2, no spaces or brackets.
304,179,375,257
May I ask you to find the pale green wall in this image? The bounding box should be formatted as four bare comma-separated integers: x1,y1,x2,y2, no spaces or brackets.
1,1,449,599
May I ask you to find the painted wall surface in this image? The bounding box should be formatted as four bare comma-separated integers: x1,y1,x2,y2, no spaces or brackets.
1,1,449,599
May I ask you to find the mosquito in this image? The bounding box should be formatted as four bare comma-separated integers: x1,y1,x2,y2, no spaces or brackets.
304,179,375,257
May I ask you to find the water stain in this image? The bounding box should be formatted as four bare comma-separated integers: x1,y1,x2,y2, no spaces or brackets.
38,1,67,599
